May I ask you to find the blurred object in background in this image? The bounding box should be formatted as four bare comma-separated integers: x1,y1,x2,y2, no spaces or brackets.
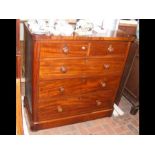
75,19,94,35
102,19,120,31
90,19,103,27
136,20,139,39
26,19,74,36
119,19,138,36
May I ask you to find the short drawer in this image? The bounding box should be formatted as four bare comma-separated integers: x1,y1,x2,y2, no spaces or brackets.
39,59,85,80
40,42,89,58
38,90,114,121
39,75,120,100
85,57,124,76
90,41,128,57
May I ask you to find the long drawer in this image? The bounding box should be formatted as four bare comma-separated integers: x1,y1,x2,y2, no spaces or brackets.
37,90,114,121
40,42,89,58
39,57,124,80
39,75,120,100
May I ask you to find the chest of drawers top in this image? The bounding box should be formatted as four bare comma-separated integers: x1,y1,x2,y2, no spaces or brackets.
24,23,134,42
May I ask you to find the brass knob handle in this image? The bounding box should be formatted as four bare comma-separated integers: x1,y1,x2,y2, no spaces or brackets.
108,45,114,52
57,105,63,112
62,45,69,54
100,81,106,88
59,87,64,93
104,64,110,69
81,46,86,50
96,100,102,106
60,66,67,73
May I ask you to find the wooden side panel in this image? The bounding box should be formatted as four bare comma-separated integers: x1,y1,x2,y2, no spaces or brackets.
24,26,40,122
24,27,33,113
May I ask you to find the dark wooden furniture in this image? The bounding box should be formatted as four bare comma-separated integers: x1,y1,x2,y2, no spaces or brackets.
24,23,134,131
119,21,137,36
115,40,139,114
16,19,24,135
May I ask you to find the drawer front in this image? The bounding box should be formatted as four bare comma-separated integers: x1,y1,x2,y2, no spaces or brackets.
85,57,124,76
39,57,124,80
39,75,120,100
90,41,128,56
39,59,85,80
40,42,89,58
38,90,114,121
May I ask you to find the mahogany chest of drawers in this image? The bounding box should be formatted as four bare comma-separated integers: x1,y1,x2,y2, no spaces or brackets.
24,24,134,131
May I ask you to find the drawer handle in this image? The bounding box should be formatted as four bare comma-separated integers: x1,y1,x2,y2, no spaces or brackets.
81,46,86,50
62,45,69,54
57,105,63,112
59,87,65,93
100,81,106,88
60,66,67,73
96,100,102,106
104,64,110,69
108,45,114,52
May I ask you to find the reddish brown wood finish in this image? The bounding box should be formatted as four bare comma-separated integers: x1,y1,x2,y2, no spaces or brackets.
33,109,113,130
16,54,21,78
16,19,24,135
38,90,114,121
24,23,134,131
16,19,20,52
39,57,124,80
85,57,124,76
39,75,120,99
40,41,89,58
16,79,24,135
119,23,137,36
90,41,128,57
39,58,85,80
